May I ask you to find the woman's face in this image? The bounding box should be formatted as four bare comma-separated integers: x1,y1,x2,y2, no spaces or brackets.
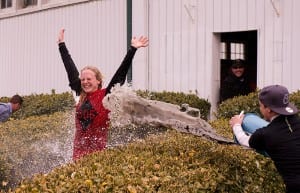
80,69,101,93
231,66,245,77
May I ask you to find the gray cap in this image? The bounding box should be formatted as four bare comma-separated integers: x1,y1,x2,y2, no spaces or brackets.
259,85,298,115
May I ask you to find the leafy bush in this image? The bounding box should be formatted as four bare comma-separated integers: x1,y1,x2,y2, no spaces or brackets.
137,90,211,120
209,117,233,139
216,89,300,119
0,157,10,191
0,89,287,193
216,91,259,119
289,90,300,110
0,90,75,120
0,111,74,190
6,130,284,193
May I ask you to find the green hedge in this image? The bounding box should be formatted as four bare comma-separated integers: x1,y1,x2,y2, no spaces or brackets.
0,90,287,192
0,91,75,190
137,90,211,120
0,90,75,120
216,89,300,119
0,112,74,191
0,157,9,190
6,130,284,193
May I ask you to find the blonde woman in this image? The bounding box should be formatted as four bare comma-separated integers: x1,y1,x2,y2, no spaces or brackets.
57,29,148,160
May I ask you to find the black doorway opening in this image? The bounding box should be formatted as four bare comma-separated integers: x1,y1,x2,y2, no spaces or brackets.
220,30,257,101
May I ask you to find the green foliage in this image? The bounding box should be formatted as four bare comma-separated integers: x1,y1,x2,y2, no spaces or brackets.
0,90,288,193
6,130,284,193
0,157,9,190
136,90,211,120
216,89,300,119
0,91,75,190
289,90,300,110
0,112,74,190
216,91,260,119
0,90,75,120
209,117,233,139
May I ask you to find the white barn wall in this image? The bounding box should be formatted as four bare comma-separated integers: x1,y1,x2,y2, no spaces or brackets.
133,0,224,112
206,0,218,114
263,0,276,85
132,0,300,114
283,0,293,88
1,0,300,114
0,0,127,97
131,0,149,90
292,1,300,90
256,0,266,88
258,0,300,91
286,0,300,91
133,0,210,95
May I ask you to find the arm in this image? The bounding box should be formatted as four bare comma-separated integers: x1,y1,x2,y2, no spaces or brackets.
105,46,137,94
106,36,149,95
230,114,250,147
232,124,250,147
0,103,9,115
57,29,81,96
0,103,11,122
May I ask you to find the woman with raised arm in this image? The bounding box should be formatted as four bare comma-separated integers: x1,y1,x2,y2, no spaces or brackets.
57,29,149,160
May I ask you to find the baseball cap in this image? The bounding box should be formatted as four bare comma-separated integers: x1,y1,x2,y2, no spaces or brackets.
259,85,298,115
231,59,245,68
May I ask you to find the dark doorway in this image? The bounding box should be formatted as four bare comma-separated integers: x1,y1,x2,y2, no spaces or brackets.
219,30,257,101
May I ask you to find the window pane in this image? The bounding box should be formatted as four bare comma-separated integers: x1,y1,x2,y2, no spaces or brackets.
240,44,244,54
230,43,245,60
220,42,226,59
27,0,38,5
230,43,236,60
1,0,12,8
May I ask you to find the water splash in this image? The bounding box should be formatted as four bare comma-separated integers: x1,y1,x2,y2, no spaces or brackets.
103,84,233,144
0,112,75,189
107,124,168,148
1,85,233,190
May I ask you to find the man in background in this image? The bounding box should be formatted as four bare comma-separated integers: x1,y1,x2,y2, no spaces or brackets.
220,59,252,102
0,94,23,122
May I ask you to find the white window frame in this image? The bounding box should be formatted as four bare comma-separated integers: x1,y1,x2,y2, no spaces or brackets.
0,0,90,18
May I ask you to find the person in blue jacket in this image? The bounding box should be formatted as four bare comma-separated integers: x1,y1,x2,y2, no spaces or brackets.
0,95,23,122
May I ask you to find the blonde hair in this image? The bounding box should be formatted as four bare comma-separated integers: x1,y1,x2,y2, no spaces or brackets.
79,66,104,104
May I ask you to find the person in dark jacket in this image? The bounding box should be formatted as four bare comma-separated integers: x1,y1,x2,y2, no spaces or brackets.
57,29,149,160
230,85,300,193
220,59,252,102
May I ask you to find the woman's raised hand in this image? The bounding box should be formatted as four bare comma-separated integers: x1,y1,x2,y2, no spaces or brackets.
57,29,65,44
131,36,149,48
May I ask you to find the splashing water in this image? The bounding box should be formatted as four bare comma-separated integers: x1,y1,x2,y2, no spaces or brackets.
103,84,234,144
1,85,233,190
0,112,75,189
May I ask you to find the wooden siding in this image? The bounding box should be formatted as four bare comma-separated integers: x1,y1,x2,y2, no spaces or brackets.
1,0,300,113
132,0,300,113
0,0,127,97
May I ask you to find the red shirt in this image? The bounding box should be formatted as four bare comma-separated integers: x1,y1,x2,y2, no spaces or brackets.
59,42,137,160
73,89,110,160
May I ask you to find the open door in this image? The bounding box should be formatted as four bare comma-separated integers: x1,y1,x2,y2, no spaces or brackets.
219,30,257,102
